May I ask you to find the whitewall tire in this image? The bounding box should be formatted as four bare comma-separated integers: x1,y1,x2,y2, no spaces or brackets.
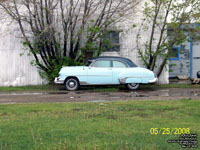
126,83,140,90
65,78,79,91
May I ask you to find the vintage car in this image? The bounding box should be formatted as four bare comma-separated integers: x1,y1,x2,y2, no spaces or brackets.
54,56,157,91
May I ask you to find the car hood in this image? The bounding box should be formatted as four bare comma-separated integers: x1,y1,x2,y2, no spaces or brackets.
59,66,86,74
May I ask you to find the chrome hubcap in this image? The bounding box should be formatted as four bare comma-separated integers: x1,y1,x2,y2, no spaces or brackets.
69,81,75,88
130,83,137,87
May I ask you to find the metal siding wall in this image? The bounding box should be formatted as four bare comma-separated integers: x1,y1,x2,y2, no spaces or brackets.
192,40,200,78
0,18,44,86
169,42,191,78
0,50,45,86
0,0,169,86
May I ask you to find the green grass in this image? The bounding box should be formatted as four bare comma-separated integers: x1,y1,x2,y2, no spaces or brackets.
0,83,200,93
0,85,59,92
0,100,199,150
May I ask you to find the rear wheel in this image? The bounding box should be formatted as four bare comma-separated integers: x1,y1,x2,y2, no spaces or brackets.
126,83,140,90
65,78,79,91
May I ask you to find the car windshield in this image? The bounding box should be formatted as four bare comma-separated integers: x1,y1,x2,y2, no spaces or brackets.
86,60,92,66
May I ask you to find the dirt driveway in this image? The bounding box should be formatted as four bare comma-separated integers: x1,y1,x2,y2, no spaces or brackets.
0,88,200,104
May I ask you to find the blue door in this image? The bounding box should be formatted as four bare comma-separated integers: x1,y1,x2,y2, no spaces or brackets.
87,60,113,84
112,60,128,84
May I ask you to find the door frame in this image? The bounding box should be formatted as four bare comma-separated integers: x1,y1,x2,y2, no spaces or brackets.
190,37,193,78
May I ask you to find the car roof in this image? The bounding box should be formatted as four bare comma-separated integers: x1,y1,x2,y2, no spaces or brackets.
89,56,137,67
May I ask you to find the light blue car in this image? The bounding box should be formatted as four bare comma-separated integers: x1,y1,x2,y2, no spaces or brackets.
54,56,157,91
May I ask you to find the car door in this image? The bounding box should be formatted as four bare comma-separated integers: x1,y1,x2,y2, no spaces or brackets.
112,60,129,84
87,60,113,84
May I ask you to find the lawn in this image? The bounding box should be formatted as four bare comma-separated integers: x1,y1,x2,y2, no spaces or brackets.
1,83,200,92
0,100,199,150
0,85,59,92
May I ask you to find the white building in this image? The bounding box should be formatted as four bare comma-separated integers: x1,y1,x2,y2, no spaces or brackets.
0,1,169,86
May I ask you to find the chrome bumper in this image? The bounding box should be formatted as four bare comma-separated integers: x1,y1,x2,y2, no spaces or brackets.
149,78,158,83
54,77,64,84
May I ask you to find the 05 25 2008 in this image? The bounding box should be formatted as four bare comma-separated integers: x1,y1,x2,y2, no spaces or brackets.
150,128,191,135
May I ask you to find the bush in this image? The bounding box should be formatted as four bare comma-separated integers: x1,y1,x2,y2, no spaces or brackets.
39,58,83,83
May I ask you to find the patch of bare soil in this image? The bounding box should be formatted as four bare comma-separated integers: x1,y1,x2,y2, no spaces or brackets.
0,88,200,104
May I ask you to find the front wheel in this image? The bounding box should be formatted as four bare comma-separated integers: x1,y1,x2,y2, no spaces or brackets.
126,83,140,90
65,78,79,91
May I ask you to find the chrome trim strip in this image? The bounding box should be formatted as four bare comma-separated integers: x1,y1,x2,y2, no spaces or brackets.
119,78,126,84
124,76,152,78
87,75,112,76
54,77,64,84
80,82,119,85
119,76,156,84
65,75,112,76
149,78,158,83
80,81,88,85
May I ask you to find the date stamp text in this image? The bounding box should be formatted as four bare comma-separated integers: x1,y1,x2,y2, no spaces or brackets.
150,128,190,135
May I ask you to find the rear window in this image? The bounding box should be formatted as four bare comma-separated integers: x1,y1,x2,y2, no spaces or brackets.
113,61,127,68
92,60,111,67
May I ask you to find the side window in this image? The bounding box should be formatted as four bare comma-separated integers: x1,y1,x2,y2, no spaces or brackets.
113,61,127,68
92,60,111,67
169,47,180,60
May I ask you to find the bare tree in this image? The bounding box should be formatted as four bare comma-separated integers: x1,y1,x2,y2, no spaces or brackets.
136,0,199,77
0,0,140,81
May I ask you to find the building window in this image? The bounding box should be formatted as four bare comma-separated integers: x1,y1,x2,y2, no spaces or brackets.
169,47,180,60
103,31,120,52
